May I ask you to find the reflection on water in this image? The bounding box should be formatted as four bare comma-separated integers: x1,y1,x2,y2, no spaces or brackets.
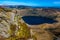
22,16,57,25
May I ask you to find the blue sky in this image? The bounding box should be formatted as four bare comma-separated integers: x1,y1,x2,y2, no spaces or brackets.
0,0,60,7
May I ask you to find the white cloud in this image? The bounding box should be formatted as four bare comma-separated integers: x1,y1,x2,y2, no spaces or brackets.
0,1,25,5
0,1,38,6
53,1,60,4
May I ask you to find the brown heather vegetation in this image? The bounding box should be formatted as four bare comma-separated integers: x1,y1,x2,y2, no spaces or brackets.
0,7,60,40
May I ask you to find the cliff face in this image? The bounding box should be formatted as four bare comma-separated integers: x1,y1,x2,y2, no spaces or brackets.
15,8,60,19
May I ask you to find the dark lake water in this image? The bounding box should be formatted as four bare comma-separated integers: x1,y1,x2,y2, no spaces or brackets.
22,16,57,25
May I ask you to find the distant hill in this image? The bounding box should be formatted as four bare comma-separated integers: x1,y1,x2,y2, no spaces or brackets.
0,5,60,9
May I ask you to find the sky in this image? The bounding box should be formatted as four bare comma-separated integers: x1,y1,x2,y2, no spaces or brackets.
0,0,60,7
